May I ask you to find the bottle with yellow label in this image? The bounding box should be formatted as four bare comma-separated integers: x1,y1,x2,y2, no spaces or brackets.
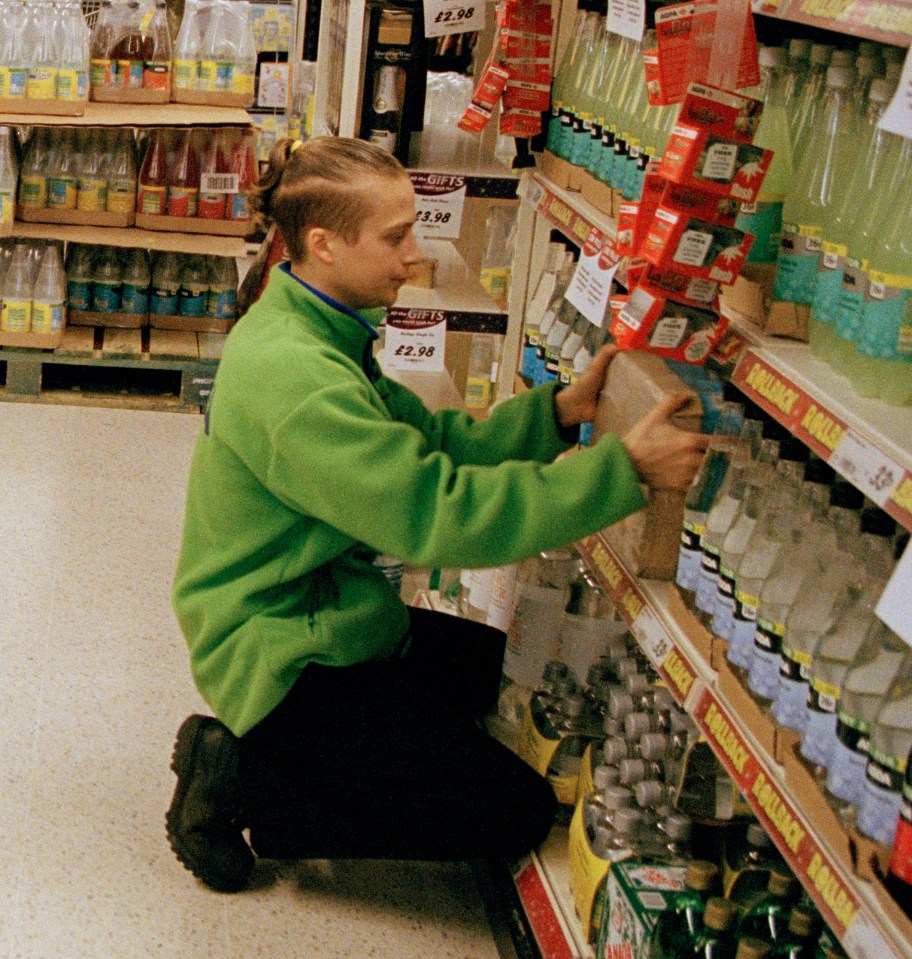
56,0,90,101
463,334,494,413
199,0,235,92
47,130,79,210
1,242,33,332
231,1,257,98
89,0,116,89
19,128,50,209
172,0,202,90
106,128,138,214
77,128,110,212
31,244,66,335
0,127,18,230
25,0,59,100
0,1,28,99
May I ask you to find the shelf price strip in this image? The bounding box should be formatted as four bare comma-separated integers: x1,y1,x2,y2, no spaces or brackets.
732,349,912,532
750,0,912,50
524,174,606,249
578,533,700,710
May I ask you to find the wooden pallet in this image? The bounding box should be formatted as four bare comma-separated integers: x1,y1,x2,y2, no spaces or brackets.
0,326,226,413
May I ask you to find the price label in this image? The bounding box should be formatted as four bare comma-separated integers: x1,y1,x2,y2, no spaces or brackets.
564,230,619,327
411,173,466,239
423,0,484,37
607,0,645,40
520,175,546,211
631,606,671,667
830,428,902,509
384,310,447,372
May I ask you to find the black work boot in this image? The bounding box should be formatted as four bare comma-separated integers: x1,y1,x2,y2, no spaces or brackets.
166,714,254,892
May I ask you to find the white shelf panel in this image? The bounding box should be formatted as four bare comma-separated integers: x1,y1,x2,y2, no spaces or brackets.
0,101,252,127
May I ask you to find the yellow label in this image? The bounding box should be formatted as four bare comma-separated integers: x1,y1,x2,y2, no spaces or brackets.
812,677,841,699
77,178,108,212
231,69,255,96
0,66,10,97
821,240,848,257
782,644,812,667
26,68,57,99
173,59,198,90
1,300,31,332
31,302,63,334
19,174,47,207
550,769,582,806
576,742,596,804
464,374,491,410
518,709,561,776
795,223,824,239
567,801,611,941
107,179,136,213
735,587,759,609
140,8,154,29
868,270,912,289
56,69,80,100
0,193,13,225
197,61,217,91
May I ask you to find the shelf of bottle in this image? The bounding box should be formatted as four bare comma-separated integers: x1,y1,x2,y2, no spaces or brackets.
751,0,912,49
575,531,911,959
518,171,617,249
0,101,253,128
10,221,252,258
391,239,508,334
723,318,912,534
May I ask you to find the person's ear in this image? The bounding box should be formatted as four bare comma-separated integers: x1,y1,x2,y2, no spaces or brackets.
305,226,336,266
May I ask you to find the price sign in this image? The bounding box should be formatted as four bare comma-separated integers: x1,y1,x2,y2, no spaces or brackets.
876,539,912,649
564,230,619,327
520,174,546,211
830,428,902,509
607,0,645,40
410,173,466,239
423,0,484,37
631,606,671,668
384,309,447,372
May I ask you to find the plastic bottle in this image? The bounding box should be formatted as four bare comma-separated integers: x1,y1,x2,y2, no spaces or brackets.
172,0,202,91
198,128,229,220
89,0,115,88
138,128,168,215
522,243,565,379
65,243,94,312
178,255,209,317
736,47,794,265
76,127,109,212
26,0,58,100
480,206,516,309
557,11,599,161
545,9,587,155
167,129,199,217
231,1,257,98
774,65,858,315
826,625,909,808
106,128,137,214
92,245,122,313
782,38,812,121
0,127,18,229
56,0,89,101
150,251,181,316
1,241,33,331
19,127,50,209
585,31,622,176
142,0,172,92
199,0,237,93
885,742,912,919
541,300,578,385
206,255,237,320
226,130,256,221
0,0,28,99
463,333,495,412
30,244,65,334
111,0,153,89
47,129,78,210
120,248,150,315
569,17,608,169
737,870,798,944
595,35,637,185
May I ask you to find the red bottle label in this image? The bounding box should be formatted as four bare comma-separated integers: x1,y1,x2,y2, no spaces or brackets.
167,186,199,218
197,195,226,219
143,61,171,90
889,798,912,884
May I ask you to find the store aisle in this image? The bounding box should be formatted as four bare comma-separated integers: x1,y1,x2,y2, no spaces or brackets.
0,403,500,959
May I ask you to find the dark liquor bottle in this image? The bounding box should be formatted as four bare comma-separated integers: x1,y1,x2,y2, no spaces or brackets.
368,65,401,153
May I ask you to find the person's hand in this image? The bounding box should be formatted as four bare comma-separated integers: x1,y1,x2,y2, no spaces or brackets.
554,344,617,428
622,392,710,491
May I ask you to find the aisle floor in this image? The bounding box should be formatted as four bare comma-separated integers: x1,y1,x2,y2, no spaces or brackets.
0,403,502,959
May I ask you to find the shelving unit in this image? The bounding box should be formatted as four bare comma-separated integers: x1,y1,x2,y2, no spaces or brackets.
0,102,253,127
751,0,912,48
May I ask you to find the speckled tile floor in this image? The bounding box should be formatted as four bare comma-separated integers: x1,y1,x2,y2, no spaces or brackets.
0,403,501,959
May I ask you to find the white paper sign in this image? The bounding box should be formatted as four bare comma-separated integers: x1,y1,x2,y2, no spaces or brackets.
564,231,619,327
383,310,447,372
878,47,912,138
876,538,912,648
423,0,485,38
607,0,645,40
411,173,466,239
630,606,672,668
830,428,902,509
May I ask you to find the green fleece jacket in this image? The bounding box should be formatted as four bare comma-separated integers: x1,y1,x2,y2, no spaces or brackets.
172,264,646,736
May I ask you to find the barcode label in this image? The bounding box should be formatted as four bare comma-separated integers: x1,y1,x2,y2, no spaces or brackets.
201,173,240,194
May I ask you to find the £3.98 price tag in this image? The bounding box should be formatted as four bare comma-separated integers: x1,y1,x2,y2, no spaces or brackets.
384,310,447,372
423,0,484,38
411,173,466,239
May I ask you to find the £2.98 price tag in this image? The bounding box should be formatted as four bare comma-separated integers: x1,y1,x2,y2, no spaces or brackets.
384,310,447,372
411,173,466,240
423,0,484,38
830,428,902,509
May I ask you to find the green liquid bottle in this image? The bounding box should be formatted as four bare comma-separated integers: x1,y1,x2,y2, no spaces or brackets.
570,19,611,169
594,35,636,183
811,77,898,362
587,31,624,176
737,46,794,266
773,65,858,312
601,34,642,189
558,11,599,160
546,10,588,156
738,871,798,945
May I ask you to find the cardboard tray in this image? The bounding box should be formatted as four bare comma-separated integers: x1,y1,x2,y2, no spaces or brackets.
0,96,85,116
170,89,254,109
540,150,575,191
716,656,778,761
17,207,136,228
135,213,251,237
149,313,233,334
0,329,65,349
665,585,714,666
91,86,170,104
578,169,614,219
69,309,146,330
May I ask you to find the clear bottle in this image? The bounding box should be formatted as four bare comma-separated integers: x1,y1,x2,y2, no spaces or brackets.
172,0,202,91
205,255,238,320
545,9,587,155
109,0,151,89
585,31,621,176
546,693,595,806
557,11,599,160
25,0,59,100
198,0,235,92
1,240,33,331
569,17,608,169
92,245,122,313
0,1,28,99
791,42,832,148
231,1,257,98
76,127,109,213
178,255,208,317
593,34,636,184
19,127,50,209
30,243,65,334
150,250,181,316
120,247,150,315
138,128,168,215
106,128,137,214
65,242,94,312
89,0,116,89
0,127,18,228
464,334,495,412
557,313,590,387
541,300,578,385
525,248,574,382
480,205,516,310
611,38,648,192
826,625,910,808
782,38,812,122
142,0,172,92
47,129,78,210
521,242,566,380
55,0,89,101
167,129,200,218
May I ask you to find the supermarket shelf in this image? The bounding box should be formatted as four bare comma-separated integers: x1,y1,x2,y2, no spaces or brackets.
0,101,253,127
392,239,508,334
752,0,912,48
11,221,252,258
576,531,912,959
520,171,617,248
726,323,912,533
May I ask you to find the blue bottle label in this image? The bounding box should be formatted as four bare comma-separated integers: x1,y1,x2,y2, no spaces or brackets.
67,279,91,312
834,257,868,343
857,273,912,362
93,281,122,313
856,750,905,846
811,242,847,326
773,226,822,304
179,285,208,317
151,287,179,316
121,283,150,315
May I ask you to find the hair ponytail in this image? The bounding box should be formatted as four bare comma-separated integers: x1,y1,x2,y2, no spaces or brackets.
248,138,298,234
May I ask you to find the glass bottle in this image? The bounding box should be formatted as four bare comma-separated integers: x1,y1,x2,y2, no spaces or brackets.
25,0,58,100
30,243,65,334
143,0,172,92
198,128,229,220
77,127,109,213
166,129,199,217
106,128,137,214
138,128,168,216
47,129,78,210
172,0,202,91
0,126,18,228
121,247,151,315
89,0,116,88
226,130,256,221
150,250,181,316
1,240,33,331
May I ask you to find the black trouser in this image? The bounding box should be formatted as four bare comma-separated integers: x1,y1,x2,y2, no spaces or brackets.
237,606,557,861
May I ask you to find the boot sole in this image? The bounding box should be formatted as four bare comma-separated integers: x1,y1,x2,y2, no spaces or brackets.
166,715,252,893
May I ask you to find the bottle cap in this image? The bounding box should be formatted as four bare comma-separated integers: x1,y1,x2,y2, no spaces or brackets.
614,807,644,834
609,691,634,719
625,672,651,695
870,78,898,103
663,813,692,842
703,897,737,931
787,906,819,938
619,758,647,785
747,823,772,848
829,481,864,510
593,764,620,791
855,54,882,79
602,737,629,764
602,715,622,737
634,779,664,808
617,657,642,679
624,711,653,739
861,506,896,537
803,455,835,486
768,870,797,897
652,686,676,711
779,435,810,463
810,42,833,66
685,859,720,892
736,938,772,959
605,784,634,809
587,662,610,687
640,733,670,760
759,46,787,69
826,65,855,89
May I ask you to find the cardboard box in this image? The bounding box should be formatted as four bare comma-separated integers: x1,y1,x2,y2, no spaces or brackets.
540,150,574,190
0,96,85,116
149,313,233,334
597,861,687,959
567,162,584,192
170,89,254,108
69,309,146,330
766,300,810,342
91,86,170,103
666,585,714,665
590,351,702,579
17,207,135,228
0,329,65,349
717,658,777,761
135,213,250,237
404,258,437,290
579,170,614,218
851,827,891,882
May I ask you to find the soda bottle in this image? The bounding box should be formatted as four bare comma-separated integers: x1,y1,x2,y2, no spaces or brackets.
76,128,109,212
226,130,256,221
650,860,721,957
812,77,898,365
569,16,608,169
65,243,94,312
25,0,58,100
89,0,116,88
737,870,798,944
556,11,599,160
885,741,912,919
480,206,516,309
545,8,587,154
92,245,122,313
109,0,151,89
773,66,857,313
167,129,199,217
690,898,740,959
0,126,18,229
172,0,202,91
138,129,168,215
143,0,171,92
121,248,150,315
855,671,912,846
556,312,591,386
585,31,622,176
19,127,50,209
106,128,137,214
231,1,257,99
852,53,884,116
199,0,236,93
1,241,33,331
178,255,209,317
0,0,28,99
47,129,78,211
198,128,229,219
773,904,823,959
522,246,572,380
594,35,638,185
736,47,794,265
206,255,238,320
541,300,578,385
150,250,181,316
826,624,909,808
56,0,89,101
463,334,495,412
724,822,786,909
30,243,65,334
782,38,812,122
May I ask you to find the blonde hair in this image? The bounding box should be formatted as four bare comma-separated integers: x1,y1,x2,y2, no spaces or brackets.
248,136,408,262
